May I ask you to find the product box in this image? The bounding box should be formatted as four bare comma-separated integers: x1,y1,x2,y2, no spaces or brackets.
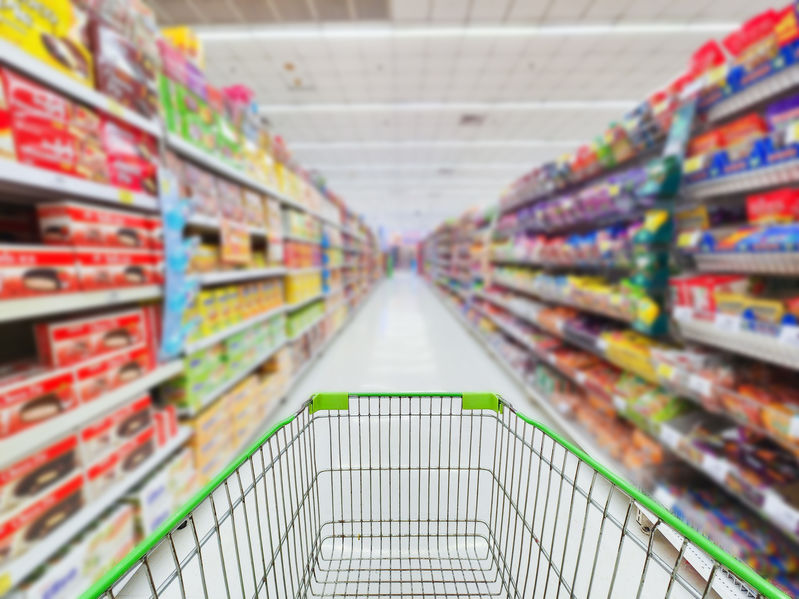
74,344,152,402
81,504,136,584
100,117,158,195
86,426,156,498
77,248,159,289
0,244,79,297
125,469,172,537
0,1,93,86
80,394,153,462
0,68,76,175
91,21,158,118
190,428,232,470
35,308,147,367
70,104,108,183
0,366,78,437
12,539,88,599
0,474,83,562
37,201,152,249
0,435,80,516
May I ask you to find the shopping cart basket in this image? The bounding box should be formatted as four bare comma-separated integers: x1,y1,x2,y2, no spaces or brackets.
85,393,788,599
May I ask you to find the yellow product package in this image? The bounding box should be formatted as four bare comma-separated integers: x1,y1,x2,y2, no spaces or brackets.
0,0,93,86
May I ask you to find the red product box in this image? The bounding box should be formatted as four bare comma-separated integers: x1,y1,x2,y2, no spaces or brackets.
0,474,84,562
101,117,158,195
37,201,152,249
0,69,77,176
70,104,108,183
77,248,158,289
79,395,154,463
86,426,156,499
74,344,152,402
152,410,167,447
0,244,79,298
0,367,78,437
746,188,799,224
34,308,147,368
0,435,80,516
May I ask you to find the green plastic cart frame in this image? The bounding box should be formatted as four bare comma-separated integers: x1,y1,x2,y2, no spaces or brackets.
84,393,789,598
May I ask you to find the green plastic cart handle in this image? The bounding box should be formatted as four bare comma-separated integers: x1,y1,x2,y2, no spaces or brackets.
81,393,788,599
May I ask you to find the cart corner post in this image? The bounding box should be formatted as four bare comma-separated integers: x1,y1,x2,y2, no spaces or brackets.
310,392,350,413
461,392,502,413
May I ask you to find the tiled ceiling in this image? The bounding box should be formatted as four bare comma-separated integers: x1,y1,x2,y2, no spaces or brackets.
159,0,774,234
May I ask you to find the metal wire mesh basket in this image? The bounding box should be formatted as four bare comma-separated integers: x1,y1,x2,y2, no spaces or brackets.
85,393,787,599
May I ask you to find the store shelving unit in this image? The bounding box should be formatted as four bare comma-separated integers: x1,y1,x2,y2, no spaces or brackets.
0,26,383,597
0,427,192,592
421,30,799,589
177,340,287,418
0,361,183,468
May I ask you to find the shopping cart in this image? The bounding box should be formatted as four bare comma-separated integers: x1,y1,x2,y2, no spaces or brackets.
85,393,788,599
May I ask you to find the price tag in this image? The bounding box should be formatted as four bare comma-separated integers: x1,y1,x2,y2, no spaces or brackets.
778,324,799,348
688,375,713,397
659,424,681,450
673,306,692,321
118,189,134,204
763,492,799,534
656,363,675,381
597,338,608,352
612,395,627,412
547,354,557,365
554,318,564,333
575,372,586,384
702,454,731,483
714,313,740,333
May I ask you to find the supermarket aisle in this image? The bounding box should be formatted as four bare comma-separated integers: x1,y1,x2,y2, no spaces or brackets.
275,271,551,425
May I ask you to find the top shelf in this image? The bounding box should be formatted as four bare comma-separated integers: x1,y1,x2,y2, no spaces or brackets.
167,134,331,221
0,39,161,137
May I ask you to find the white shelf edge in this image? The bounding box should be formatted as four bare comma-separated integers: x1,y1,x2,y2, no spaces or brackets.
166,134,322,214
0,286,162,323
185,215,267,237
286,293,325,312
0,360,183,468
0,39,161,137
197,267,287,286
179,340,287,418
683,158,799,199
0,159,159,211
184,305,287,354
0,427,192,589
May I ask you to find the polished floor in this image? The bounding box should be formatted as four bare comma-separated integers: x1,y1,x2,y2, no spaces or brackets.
278,270,551,426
